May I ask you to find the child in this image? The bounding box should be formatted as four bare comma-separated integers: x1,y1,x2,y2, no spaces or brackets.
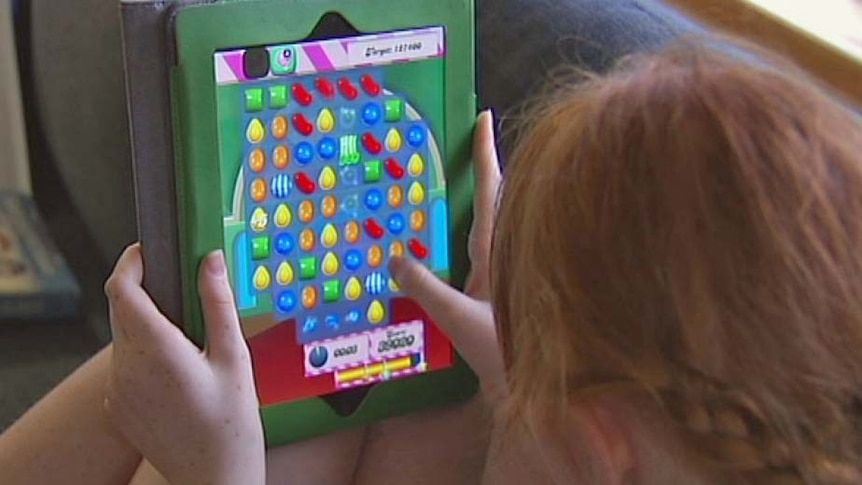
3,43,862,484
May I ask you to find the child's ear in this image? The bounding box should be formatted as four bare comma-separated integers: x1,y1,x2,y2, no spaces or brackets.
569,400,635,485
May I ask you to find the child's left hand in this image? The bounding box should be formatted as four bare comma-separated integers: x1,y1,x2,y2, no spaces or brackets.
103,245,265,485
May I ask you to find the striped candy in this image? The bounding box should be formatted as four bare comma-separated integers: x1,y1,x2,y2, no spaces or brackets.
365,272,387,296
271,174,291,199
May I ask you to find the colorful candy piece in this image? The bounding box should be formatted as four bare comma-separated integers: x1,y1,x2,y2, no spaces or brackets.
344,221,361,244
292,113,314,137
298,200,314,223
385,128,403,153
245,88,264,112
321,251,339,276
299,256,317,279
364,189,383,211
367,300,385,324
274,204,292,228
315,78,335,98
362,133,382,155
389,240,405,257
367,245,384,268
251,237,271,260
275,232,294,254
250,207,267,232
365,272,386,296
323,280,341,303
362,102,382,126
384,98,404,122
345,276,362,301
387,214,405,235
250,178,266,202
318,138,337,160
302,316,318,333
408,153,425,177
410,210,426,231
321,195,337,218
299,228,315,252
321,224,338,248
388,185,404,208
364,218,385,239
249,149,265,172
408,182,426,205
338,77,358,100
295,172,316,195
389,277,400,292
253,266,271,291
273,145,290,169
271,174,291,199
317,108,336,133
344,249,362,271
408,238,429,259
407,125,426,147
269,85,288,109
385,158,405,179
318,166,337,191
292,83,313,106
277,291,297,312
272,116,288,139
361,74,381,96
340,135,360,165
276,261,294,286
302,286,318,309
295,142,314,164
246,119,265,143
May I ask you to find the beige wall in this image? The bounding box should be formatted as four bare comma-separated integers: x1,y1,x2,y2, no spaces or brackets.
0,0,31,193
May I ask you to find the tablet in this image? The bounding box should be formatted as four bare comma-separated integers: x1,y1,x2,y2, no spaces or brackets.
166,0,477,446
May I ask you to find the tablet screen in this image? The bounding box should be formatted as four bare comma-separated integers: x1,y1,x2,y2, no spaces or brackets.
213,26,454,406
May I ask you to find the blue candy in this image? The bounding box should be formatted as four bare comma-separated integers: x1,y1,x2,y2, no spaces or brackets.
387,213,405,234
364,188,383,211
407,125,426,147
344,249,362,271
362,102,382,126
318,137,337,160
365,272,387,296
271,174,291,199
275,233,294,255
277,291,297,313
295,142,314,164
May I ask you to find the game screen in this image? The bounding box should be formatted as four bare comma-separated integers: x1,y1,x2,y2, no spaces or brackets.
213,26,455,407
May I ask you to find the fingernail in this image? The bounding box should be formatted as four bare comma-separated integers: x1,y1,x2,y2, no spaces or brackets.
206,250,227,277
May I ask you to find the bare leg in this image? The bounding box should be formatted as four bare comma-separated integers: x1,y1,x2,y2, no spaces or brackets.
265,428,367,485
0,345,143,485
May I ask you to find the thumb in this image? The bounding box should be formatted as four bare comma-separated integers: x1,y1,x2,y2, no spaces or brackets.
198,251,248,365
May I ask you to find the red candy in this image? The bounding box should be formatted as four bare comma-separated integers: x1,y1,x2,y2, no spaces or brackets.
292,113,314,136
385,158,405,179
408,238,429,259
360,74,381,97
363,218,385,239
362,133,382,155
315,78,335,98
292,83,313,106
338,78,358,100
295,172,316,194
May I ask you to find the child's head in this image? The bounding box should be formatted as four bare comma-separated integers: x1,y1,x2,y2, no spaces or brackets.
491,44,862,483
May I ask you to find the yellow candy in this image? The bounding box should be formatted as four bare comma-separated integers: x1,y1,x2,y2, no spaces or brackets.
385,128,403,153
274,204,292,228
389,240,405,257
253,266,271,290
322,252,339,276
408,153,425,177
273,145,290,169
410,210,426,231
302,286,318,309
388,185,403,208
318,166,337,191
408,181,425,205
276,262,294,286
368,245,384,268
389,278,400,292
271,116,288,139
250,179,267,203
249,149,265,173
300,229,315,252
367,300,385,324
321,224,338,248
317,108,335,133
247,119,265,144
250,207,267,232
345,277,362,301
299,200,314,223
321,195,337,219
344,221,360,244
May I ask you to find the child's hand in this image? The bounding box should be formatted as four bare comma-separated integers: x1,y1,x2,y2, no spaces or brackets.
103,245,265,485
389,110,505,402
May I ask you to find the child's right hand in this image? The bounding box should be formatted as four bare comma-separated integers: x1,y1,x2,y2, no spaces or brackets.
103,245,265,485
389,110,505,403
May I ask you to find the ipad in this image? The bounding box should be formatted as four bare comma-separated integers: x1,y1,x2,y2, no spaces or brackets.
167,0,477,446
